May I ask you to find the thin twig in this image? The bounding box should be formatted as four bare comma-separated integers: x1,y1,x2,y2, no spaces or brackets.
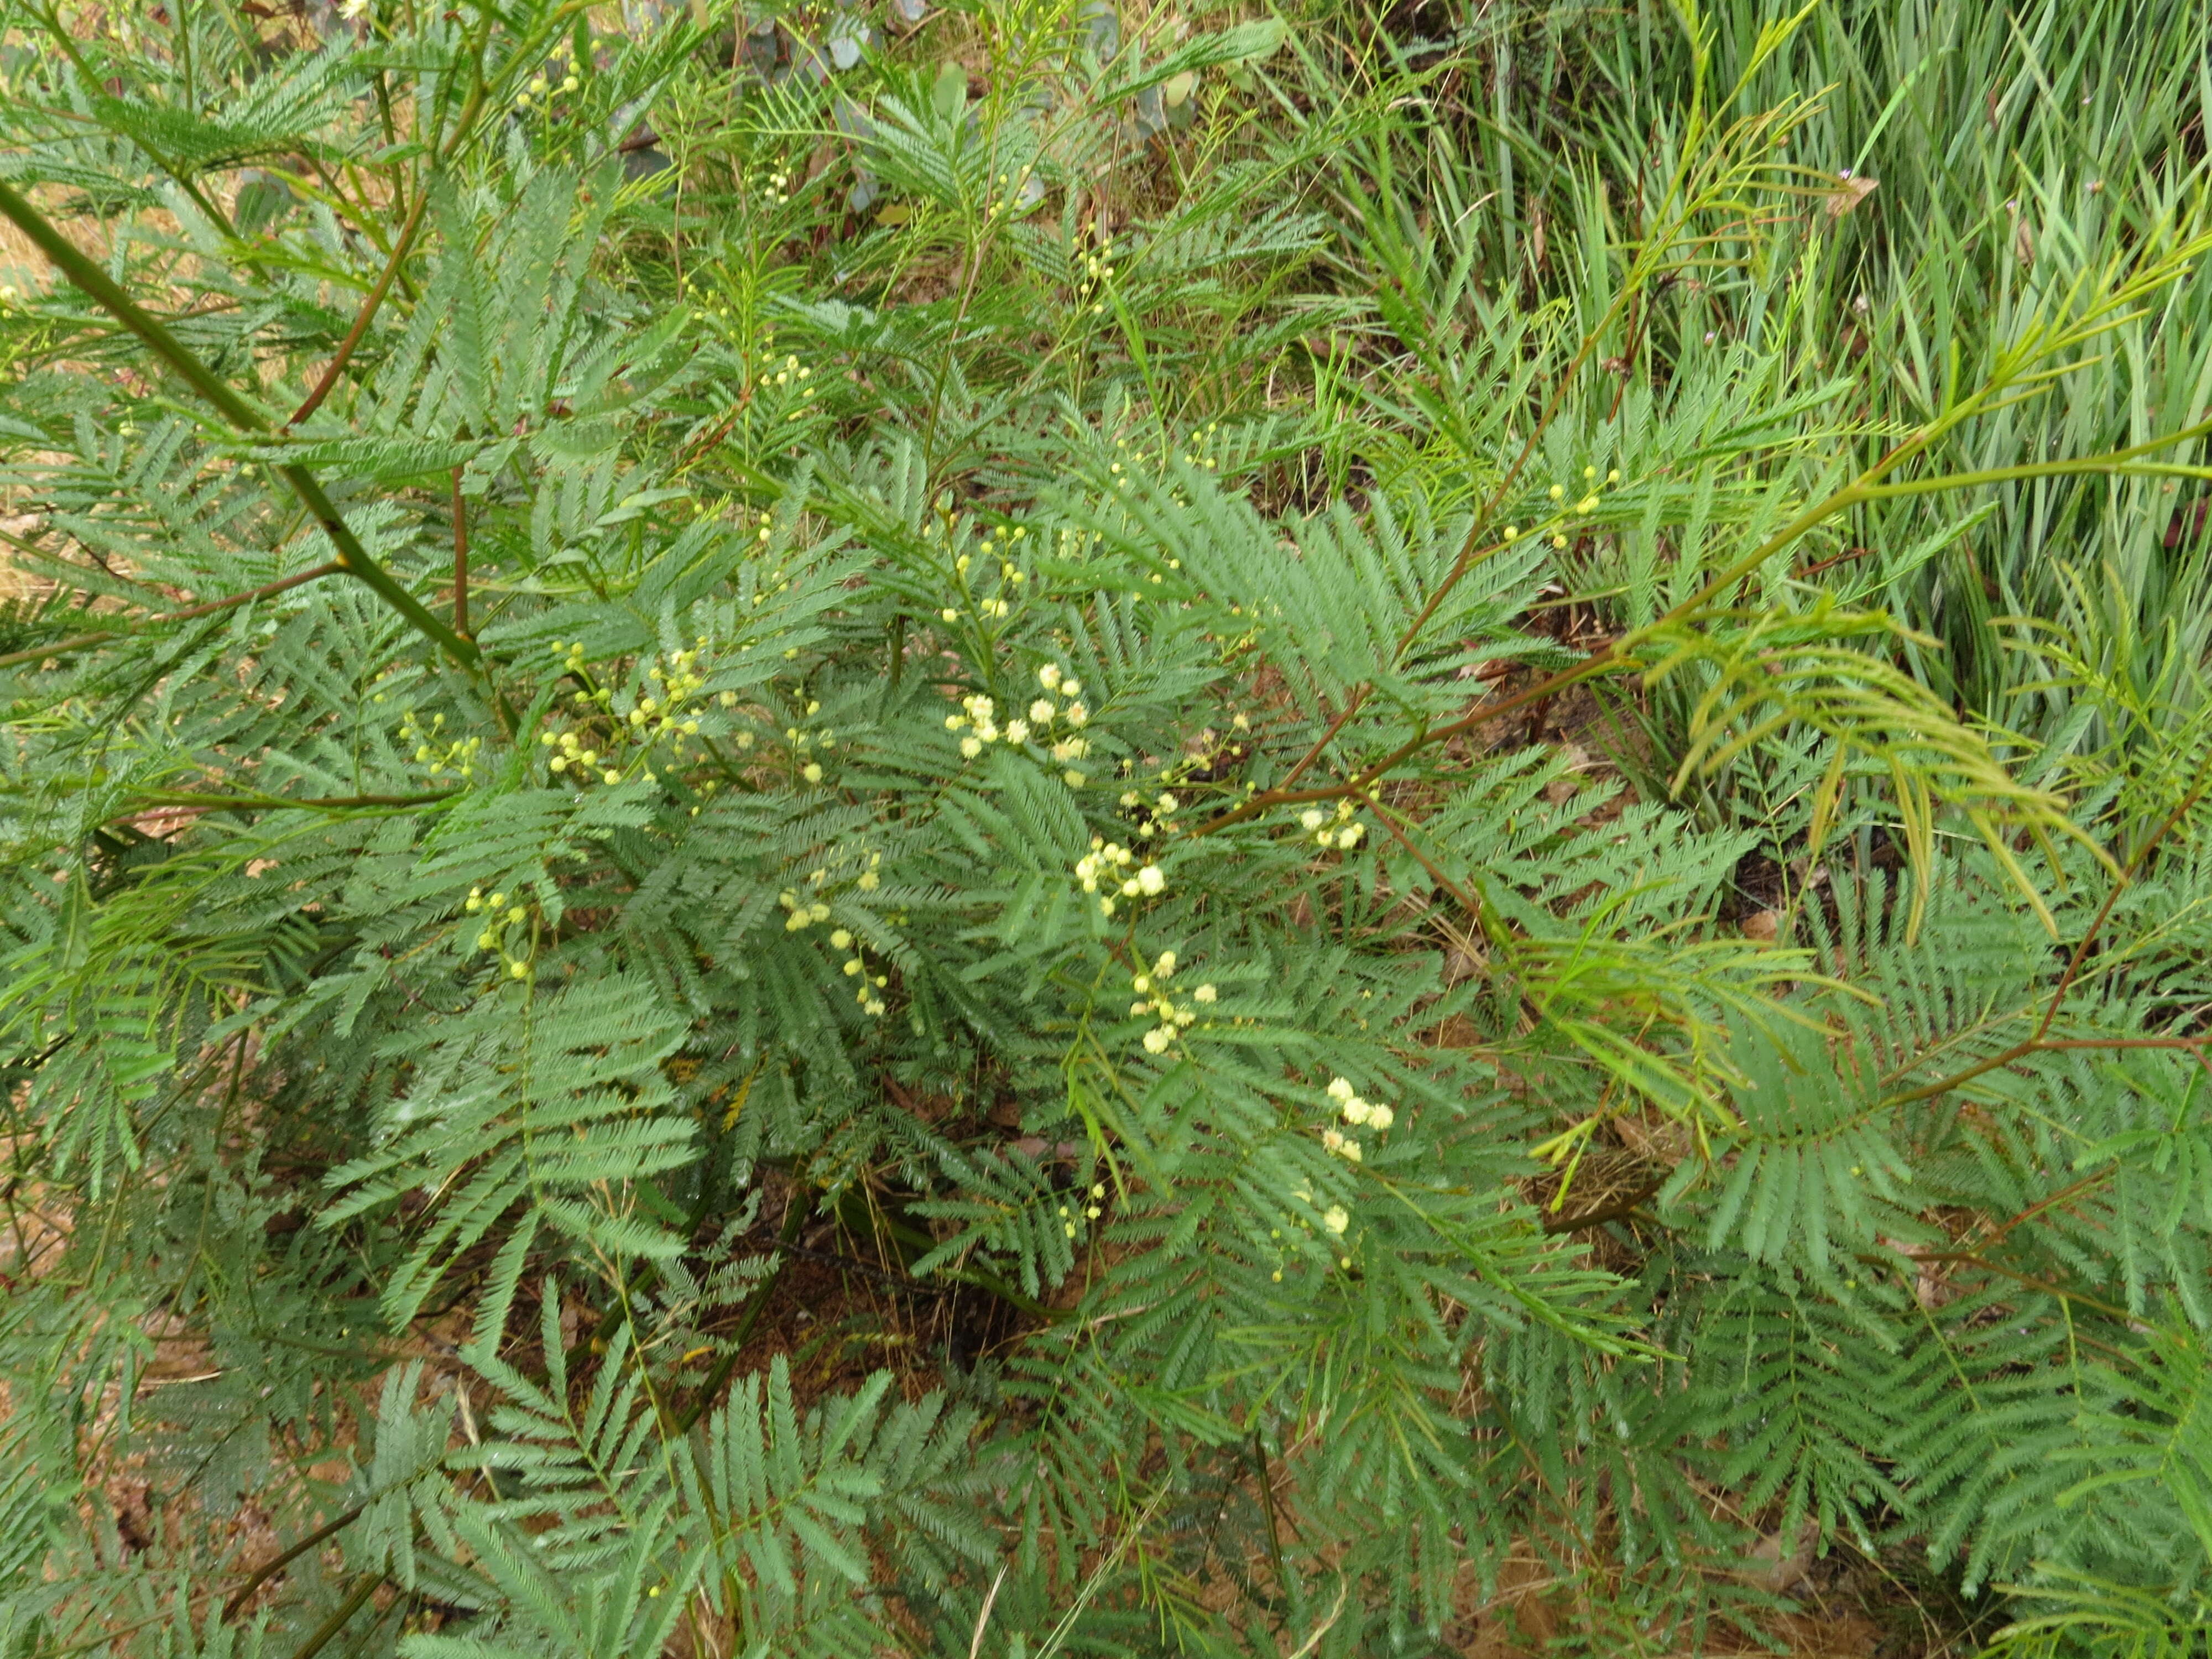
674,1192,811,1433
0,630,128,673
2034,768,2212,1043
1893,1249,2137,1324
1283,1579,1350,1659
1883,1033,2209,1110
967,1567,1008,1659
450,467,469,639
104,787,458,822
283,1573,380,1659
1541,1179,1666,1235
0,561,343,671
221,1505,367,1622
0,178,480,670
1193,418,2212,841
1972,1168,2116,1251
1876,773,2212,1110
288,186,430,427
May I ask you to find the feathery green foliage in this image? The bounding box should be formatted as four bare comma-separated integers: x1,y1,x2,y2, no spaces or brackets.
4,0,2212,1654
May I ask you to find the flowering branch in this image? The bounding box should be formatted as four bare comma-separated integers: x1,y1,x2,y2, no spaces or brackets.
1191,419,2212,842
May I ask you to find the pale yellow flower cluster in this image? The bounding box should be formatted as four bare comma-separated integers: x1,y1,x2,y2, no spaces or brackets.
400,708,483,780
1298,800,1366,851
512,45,582,111
1501,466,1620,551
937,523,1031,626
946,662,1092,786
1056,1182,1107,1238
1318,1075,1394,1164
782,696,836,785
1274,1182,1354,1280
464,886,534,980
830,927,888,1017
779,848,885,939
762,352,818,422
1074,838,1162,919
538,642,725,792
1126,948,1215,1055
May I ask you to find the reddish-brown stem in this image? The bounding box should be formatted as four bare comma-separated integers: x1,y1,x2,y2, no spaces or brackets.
1974,1168,2117,1251
2033,769,2212,1043
450,467,469,639
0,560,343,671
1542,1179,1665,1235
1865,773,2212,1109
168,560,345,622
1798,546,1874,578
1525,690,1555,747
221,1504,367,1621
1370,800,1485,925
1195,653,1615,838
1275,693,1368,795
106,789,458,822
1883,1032,2210,1110
1266,190,1679,797
288,187,430,428
1892,1249,2135,1323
